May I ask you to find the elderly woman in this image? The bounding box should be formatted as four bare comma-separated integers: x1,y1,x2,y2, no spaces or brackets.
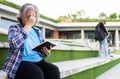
3,3,60,79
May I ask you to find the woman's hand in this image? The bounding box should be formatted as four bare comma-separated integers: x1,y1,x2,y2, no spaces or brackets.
41,46,52,55
24,15,36,32
26,16,36,27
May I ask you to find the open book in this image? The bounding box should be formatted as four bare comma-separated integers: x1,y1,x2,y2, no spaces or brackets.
32,41,56,53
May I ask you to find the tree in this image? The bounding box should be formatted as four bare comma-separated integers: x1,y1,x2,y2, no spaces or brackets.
109,13,117,19
99,12,107,19
77,10,85,18
118,14,120,19
70,14,77,21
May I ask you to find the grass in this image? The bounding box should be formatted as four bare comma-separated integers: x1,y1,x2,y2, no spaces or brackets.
64,43,85,47
46,50,98,62
0,48,8,69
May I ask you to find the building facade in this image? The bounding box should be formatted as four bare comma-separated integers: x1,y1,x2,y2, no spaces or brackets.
0,4,120,49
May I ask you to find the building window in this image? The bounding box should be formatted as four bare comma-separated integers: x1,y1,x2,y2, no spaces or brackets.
108,31,115,46
0,17,17,29
119,31,120,46
85,31,94,42
59,31,81,39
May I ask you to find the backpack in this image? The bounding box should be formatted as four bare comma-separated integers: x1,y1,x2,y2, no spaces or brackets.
95,25,106,41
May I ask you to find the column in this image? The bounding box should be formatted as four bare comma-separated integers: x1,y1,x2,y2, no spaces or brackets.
0,15,1,27
42,27,45,39
52,30,59,39
81,29,84,40
115,29,119,49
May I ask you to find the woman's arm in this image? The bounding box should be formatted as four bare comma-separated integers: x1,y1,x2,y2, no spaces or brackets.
8,24,27,48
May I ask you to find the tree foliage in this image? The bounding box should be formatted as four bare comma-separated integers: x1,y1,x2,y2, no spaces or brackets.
99,12,107,19
109,13,117,19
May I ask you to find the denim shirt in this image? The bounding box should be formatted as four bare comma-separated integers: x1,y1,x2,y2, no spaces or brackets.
2,24,45,79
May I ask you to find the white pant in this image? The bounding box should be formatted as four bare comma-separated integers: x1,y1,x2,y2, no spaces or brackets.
99,37,109,57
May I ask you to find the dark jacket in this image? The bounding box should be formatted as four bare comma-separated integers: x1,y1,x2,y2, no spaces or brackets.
96,22,108,35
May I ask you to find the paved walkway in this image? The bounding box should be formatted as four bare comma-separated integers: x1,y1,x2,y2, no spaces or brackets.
96,62,120,79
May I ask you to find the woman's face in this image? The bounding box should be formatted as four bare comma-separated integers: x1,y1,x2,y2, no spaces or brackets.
21,9,36,25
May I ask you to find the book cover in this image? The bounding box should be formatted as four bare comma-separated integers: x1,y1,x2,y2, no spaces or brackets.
32,41,56,53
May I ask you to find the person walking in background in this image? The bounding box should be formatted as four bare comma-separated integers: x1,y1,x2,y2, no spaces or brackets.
95,20,109,57
3,3,60,79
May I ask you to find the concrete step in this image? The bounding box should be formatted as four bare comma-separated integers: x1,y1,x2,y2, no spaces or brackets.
0,70,8,79
0,55,120,79
53,55,120,78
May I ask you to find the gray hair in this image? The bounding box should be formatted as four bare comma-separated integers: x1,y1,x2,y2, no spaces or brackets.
17,3,40,24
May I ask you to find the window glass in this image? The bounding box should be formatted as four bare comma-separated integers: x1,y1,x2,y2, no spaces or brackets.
0,17,17,29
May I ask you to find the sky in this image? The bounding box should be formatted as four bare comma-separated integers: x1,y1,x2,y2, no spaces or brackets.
7,0,120,19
